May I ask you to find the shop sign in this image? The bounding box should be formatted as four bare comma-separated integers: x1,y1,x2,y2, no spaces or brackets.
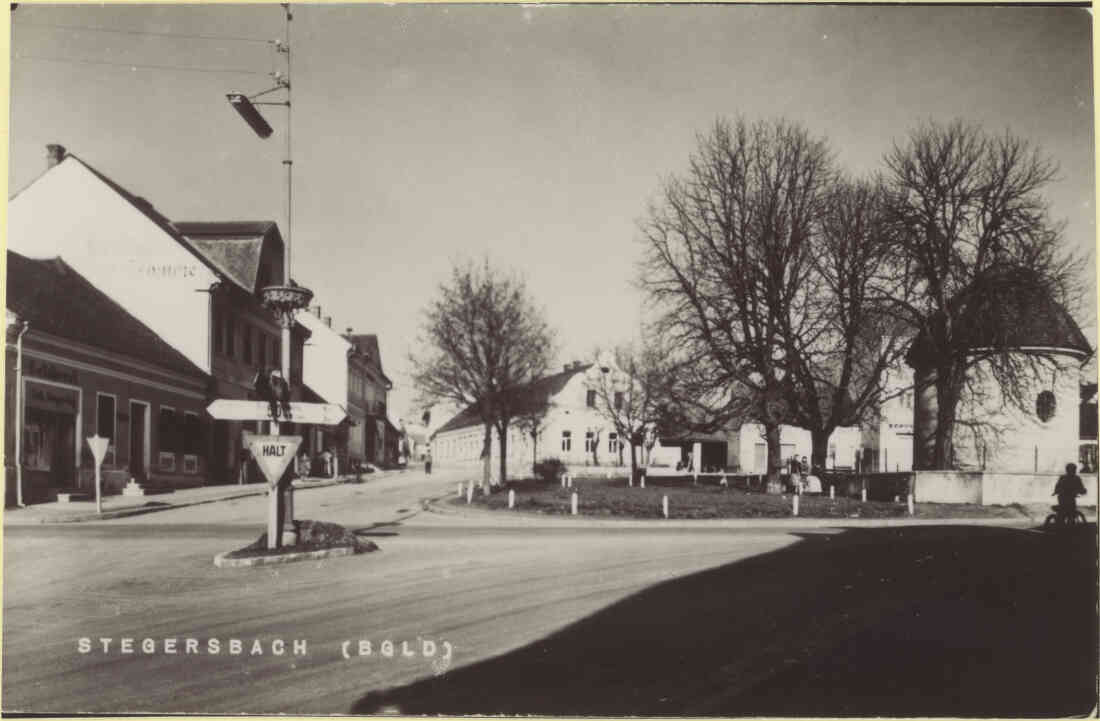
25,358,78,385
25,381,79,414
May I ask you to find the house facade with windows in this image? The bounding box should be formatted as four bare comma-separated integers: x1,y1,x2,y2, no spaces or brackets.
5,252,211,504
347,334,392,466
7,145,311,490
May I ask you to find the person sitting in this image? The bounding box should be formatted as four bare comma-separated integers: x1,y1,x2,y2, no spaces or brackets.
1054,462,1087,518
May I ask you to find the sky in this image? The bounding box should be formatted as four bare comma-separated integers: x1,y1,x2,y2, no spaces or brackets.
8,4,1096,418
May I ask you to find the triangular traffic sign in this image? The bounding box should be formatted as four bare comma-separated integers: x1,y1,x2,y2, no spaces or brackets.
247,435,303,487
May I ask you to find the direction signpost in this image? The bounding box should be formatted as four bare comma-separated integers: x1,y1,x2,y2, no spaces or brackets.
207,399,345,551
247,434,303,549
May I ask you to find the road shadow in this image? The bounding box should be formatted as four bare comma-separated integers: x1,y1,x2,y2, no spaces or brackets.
352,521,402,538
351,524,1097,717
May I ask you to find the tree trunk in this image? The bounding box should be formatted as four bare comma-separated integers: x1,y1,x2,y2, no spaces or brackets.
764,422,783,493
629,443,638,483
531,432,538,474
810,427,831,473
481,422,492,493
933,370,961,470
498,424,509,484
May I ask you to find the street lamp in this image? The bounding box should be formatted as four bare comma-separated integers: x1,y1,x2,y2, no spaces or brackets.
225,3,310,547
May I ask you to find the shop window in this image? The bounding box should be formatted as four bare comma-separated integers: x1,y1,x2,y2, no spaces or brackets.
561,430,572,452
158,452,176,472
183,412,202,455
159,407,178,454
183,455,199,474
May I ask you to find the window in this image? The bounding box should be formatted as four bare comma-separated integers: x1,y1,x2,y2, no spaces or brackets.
213,307,224,354
585,431,596,453
183,412,202,455
243,323,253,365
158,407,178,454
1037,391,1057,422
609,432,619,454
561,430,572,452
226,317,236,358
586,390,596,408
614,391,624,410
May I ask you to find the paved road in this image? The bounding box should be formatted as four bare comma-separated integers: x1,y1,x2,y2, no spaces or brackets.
4,468,1097,715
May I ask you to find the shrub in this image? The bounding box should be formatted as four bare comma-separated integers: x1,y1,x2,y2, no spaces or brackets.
533,457,566,483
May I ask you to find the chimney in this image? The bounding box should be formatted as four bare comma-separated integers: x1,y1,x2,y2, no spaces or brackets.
324,316,332,328
46,144,66,168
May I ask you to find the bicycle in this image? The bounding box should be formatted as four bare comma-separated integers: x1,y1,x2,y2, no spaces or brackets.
1043,504,1087,529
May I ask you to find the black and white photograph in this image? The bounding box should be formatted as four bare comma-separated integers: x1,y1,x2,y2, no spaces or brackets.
3,2,1098,716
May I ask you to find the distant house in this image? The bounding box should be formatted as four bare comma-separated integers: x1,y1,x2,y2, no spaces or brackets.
5,251,210,503
346,334,392,466
1081,382,1098,473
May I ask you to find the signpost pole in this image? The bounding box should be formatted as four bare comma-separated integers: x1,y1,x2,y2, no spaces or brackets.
270,419,280,550
85,435,109,516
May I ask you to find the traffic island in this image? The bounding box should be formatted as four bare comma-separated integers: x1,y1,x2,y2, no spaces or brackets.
214,519,379,568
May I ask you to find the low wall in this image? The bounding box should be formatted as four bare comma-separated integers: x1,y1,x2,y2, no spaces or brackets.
981,472,1098,506
913,471,983,504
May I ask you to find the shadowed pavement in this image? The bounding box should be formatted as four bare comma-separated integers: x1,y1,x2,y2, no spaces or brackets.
352,524,1098,717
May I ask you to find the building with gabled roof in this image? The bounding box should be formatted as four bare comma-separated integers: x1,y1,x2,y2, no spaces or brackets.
7,144,313,487
5,251,211,503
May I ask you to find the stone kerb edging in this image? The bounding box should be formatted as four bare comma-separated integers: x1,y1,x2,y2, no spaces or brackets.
213,546,356,568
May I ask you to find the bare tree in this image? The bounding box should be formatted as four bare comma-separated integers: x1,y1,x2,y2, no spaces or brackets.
639,117,832,488
410,259,556,490
586,343,671,481
780,177,916,469
512,394,552,474
882,120,1088,469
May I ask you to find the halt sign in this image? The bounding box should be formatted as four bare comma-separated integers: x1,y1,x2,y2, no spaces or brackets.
247,435,303,487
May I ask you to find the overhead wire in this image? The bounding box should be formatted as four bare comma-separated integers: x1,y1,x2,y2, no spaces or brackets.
17,21,273,45
14,54,270,76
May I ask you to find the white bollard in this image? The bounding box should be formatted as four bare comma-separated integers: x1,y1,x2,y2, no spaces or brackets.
861,487,867,503
829,485,835,499
719,474,728,487
458,481,464,497
792,493,799,517
508,489,515,509
662,495,669,519
640,473,646,489
907,493,914,516
571,492,578,515
466,484,474,504
567,475,573,489
560,473,566,488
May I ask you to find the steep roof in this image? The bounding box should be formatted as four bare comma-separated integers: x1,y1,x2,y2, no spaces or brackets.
6,251,208,379
348,333,392,385
908,266,1092,366
432,364,592,437
174,222,281,295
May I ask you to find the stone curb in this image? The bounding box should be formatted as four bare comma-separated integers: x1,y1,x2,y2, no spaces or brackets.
213,545,356,568
11,477,352,525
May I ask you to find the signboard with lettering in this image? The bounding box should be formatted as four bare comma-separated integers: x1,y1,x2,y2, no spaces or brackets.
247,435,303,487
25,381,79,414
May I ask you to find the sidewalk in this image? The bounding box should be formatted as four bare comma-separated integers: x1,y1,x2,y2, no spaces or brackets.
3,475,353,525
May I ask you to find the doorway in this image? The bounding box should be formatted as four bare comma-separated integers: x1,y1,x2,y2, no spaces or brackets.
129,401,149,482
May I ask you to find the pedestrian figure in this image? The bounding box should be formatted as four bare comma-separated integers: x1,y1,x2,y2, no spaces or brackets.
425,450,433,475
320,448,334,477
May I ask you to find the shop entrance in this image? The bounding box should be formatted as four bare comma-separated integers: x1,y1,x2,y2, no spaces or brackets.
23,380,79,500
129,401,149,482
